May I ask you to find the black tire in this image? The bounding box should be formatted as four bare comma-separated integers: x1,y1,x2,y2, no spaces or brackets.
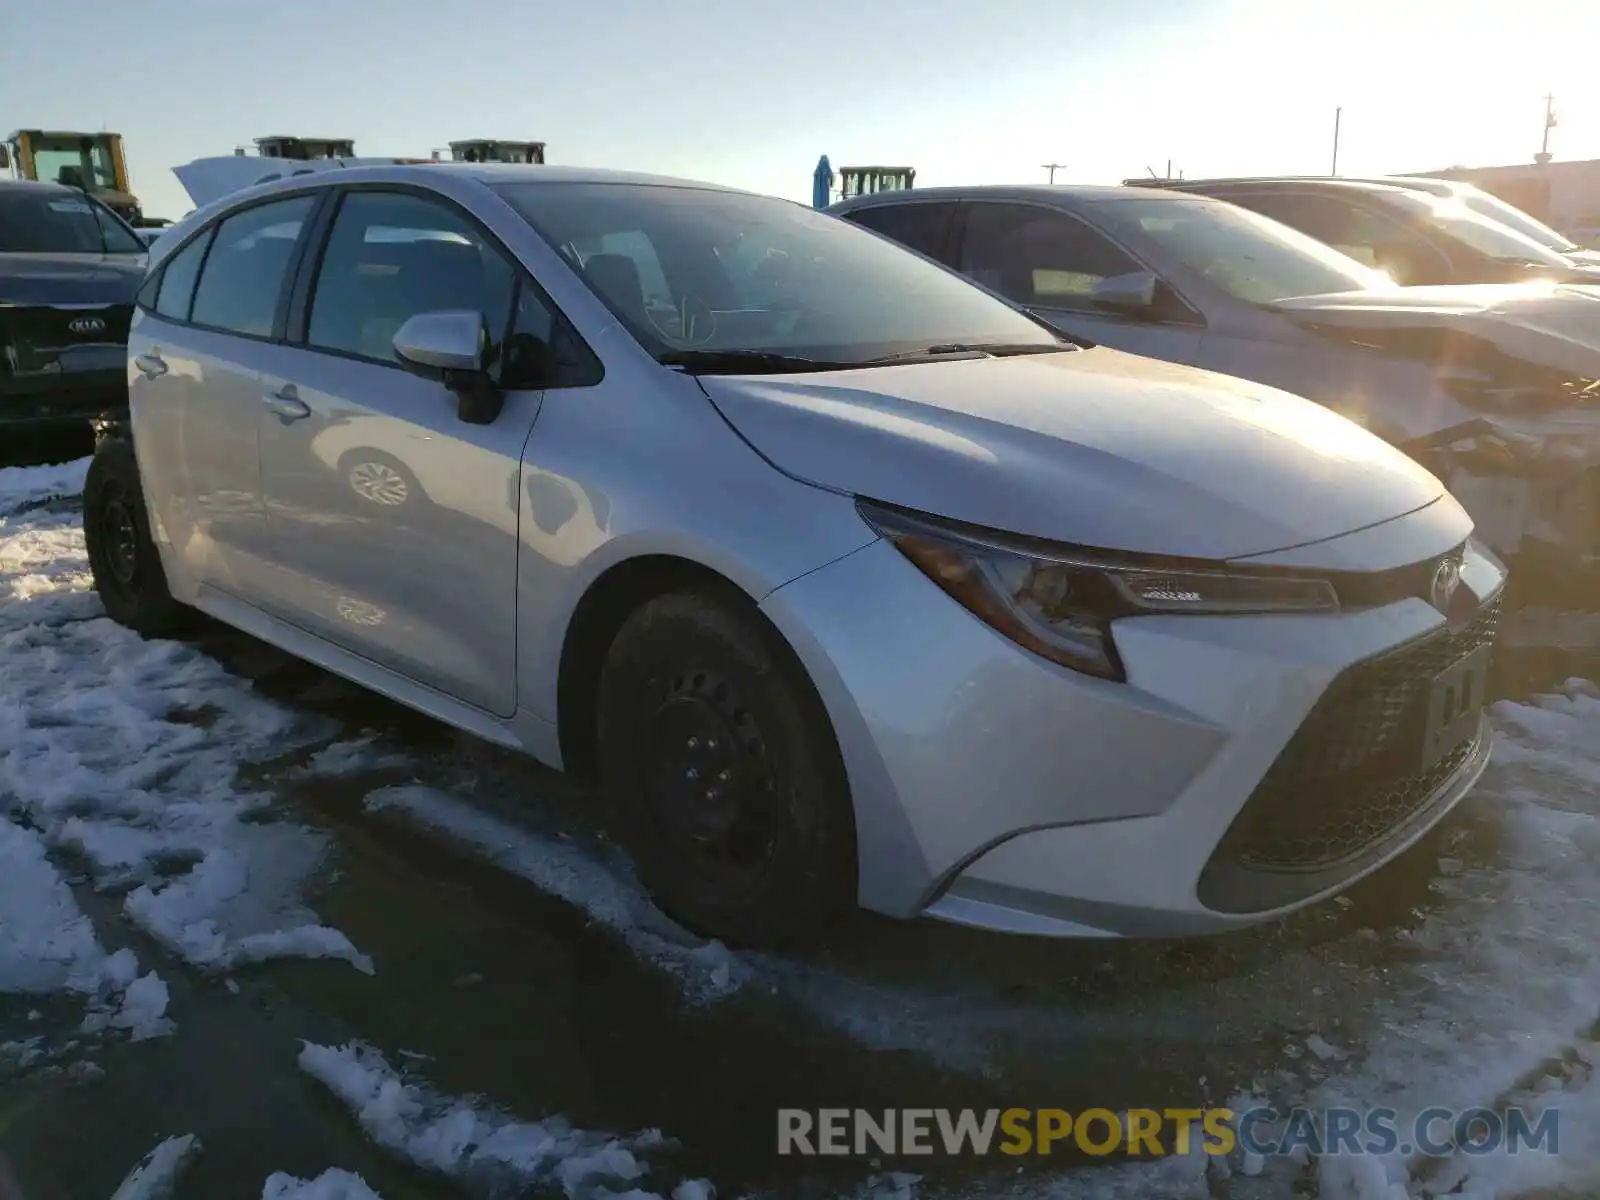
596,587,856,946
83,440,192,637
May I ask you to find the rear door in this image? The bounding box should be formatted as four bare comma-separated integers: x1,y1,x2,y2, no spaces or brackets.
127,193,319,596
253,186,545,716
952,200,1205,362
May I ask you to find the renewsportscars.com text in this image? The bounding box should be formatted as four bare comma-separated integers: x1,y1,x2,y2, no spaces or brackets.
777,1106,1559,1158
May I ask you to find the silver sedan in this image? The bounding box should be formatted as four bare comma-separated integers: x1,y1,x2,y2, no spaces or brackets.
87,164,1503,946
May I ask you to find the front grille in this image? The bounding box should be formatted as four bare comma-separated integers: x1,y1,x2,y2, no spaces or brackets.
1206,597,1500,877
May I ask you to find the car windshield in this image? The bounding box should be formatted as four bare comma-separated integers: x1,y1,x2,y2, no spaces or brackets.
1090,196,1391,303
0,187,145,254
1396,192,1572,267
1454,188,1581,253
494,182,1064,365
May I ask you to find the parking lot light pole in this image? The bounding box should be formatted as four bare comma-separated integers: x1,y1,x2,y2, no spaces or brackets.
1331,107,1342,176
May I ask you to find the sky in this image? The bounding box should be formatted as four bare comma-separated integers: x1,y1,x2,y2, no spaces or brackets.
3,0,1598,223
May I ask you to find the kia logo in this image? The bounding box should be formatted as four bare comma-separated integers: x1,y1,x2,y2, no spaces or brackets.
68,316,107,336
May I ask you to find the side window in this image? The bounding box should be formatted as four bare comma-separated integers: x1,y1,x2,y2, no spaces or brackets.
501,281,603,390
959,203,1143,310
307,190,516,365
1231,193,1367,255
846,203,957,261
150,230,212,322
1232,192,1448,283
190,196,316,337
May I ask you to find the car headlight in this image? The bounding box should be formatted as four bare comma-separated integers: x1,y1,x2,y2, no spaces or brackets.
857,500,1339,682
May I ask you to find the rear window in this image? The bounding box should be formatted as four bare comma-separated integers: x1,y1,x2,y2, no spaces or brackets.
0,187,145,255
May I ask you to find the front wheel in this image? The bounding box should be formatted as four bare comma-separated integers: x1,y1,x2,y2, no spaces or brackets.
596,588,856,946
83,440,192,637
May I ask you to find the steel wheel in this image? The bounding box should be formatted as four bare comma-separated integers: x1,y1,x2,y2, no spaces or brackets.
641,668,778,879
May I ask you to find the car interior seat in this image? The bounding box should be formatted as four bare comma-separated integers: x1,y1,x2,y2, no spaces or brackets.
582,253,652,332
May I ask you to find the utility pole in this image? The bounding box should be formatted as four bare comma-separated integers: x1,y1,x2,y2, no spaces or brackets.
1537,94,1556,164
1331,107,1342,176
1041,162,1066,184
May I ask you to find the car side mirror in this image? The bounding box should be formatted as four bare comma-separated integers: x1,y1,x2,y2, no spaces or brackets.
393,310,503,425
1089,271,1159,314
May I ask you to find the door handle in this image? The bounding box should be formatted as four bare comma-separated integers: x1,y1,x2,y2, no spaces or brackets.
263,386,311,422
133,352,167,379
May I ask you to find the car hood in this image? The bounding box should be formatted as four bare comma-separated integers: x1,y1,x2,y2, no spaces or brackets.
698,347,1446,560
0,253,147,306
1268,282,1600,378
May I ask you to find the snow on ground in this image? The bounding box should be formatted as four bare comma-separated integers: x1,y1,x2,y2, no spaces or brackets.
262,1169,385,1199
300,1040,712,1200
0,457,89,518
0,462,371,992
0,816,117,995
363,785,745,1004
1282,679,1600,1199
10,458,1600,1200
108,1133,201,1200
290,735,412,781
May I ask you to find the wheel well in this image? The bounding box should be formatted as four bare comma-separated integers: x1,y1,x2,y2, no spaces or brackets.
556,556,816,785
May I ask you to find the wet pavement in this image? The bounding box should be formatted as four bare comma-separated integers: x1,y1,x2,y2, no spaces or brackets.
3,466,1600,1200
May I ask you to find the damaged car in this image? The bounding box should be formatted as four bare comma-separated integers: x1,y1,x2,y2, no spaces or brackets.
90,165,1501,947
0,179,147,461
832,185,1600,577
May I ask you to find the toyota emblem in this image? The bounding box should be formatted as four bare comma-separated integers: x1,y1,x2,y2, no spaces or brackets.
1430,554,1463,614
68,316,107,336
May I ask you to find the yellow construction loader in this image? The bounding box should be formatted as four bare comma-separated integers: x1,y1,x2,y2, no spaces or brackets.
0,129,165,226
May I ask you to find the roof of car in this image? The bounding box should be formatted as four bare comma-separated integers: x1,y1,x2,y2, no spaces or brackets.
0,178,78,196
417,163,749,193
829,183,1207,210
1143,176,1421,197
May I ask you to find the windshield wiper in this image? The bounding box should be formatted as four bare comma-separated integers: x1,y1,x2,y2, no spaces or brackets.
861,341,1077,364
658,349,856,375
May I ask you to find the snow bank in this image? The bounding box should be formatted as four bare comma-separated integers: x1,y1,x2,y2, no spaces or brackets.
299,1041,710,1200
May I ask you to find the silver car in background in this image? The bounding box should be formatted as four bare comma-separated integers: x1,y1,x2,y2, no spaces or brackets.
831,185,1600,579
88,165,1502,946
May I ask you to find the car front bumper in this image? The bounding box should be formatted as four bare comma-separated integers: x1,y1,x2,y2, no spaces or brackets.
760,527,1506,938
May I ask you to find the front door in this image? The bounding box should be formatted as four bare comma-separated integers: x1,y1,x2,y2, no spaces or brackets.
127,194,318,595
255,188,540,716
954,200,1204,363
